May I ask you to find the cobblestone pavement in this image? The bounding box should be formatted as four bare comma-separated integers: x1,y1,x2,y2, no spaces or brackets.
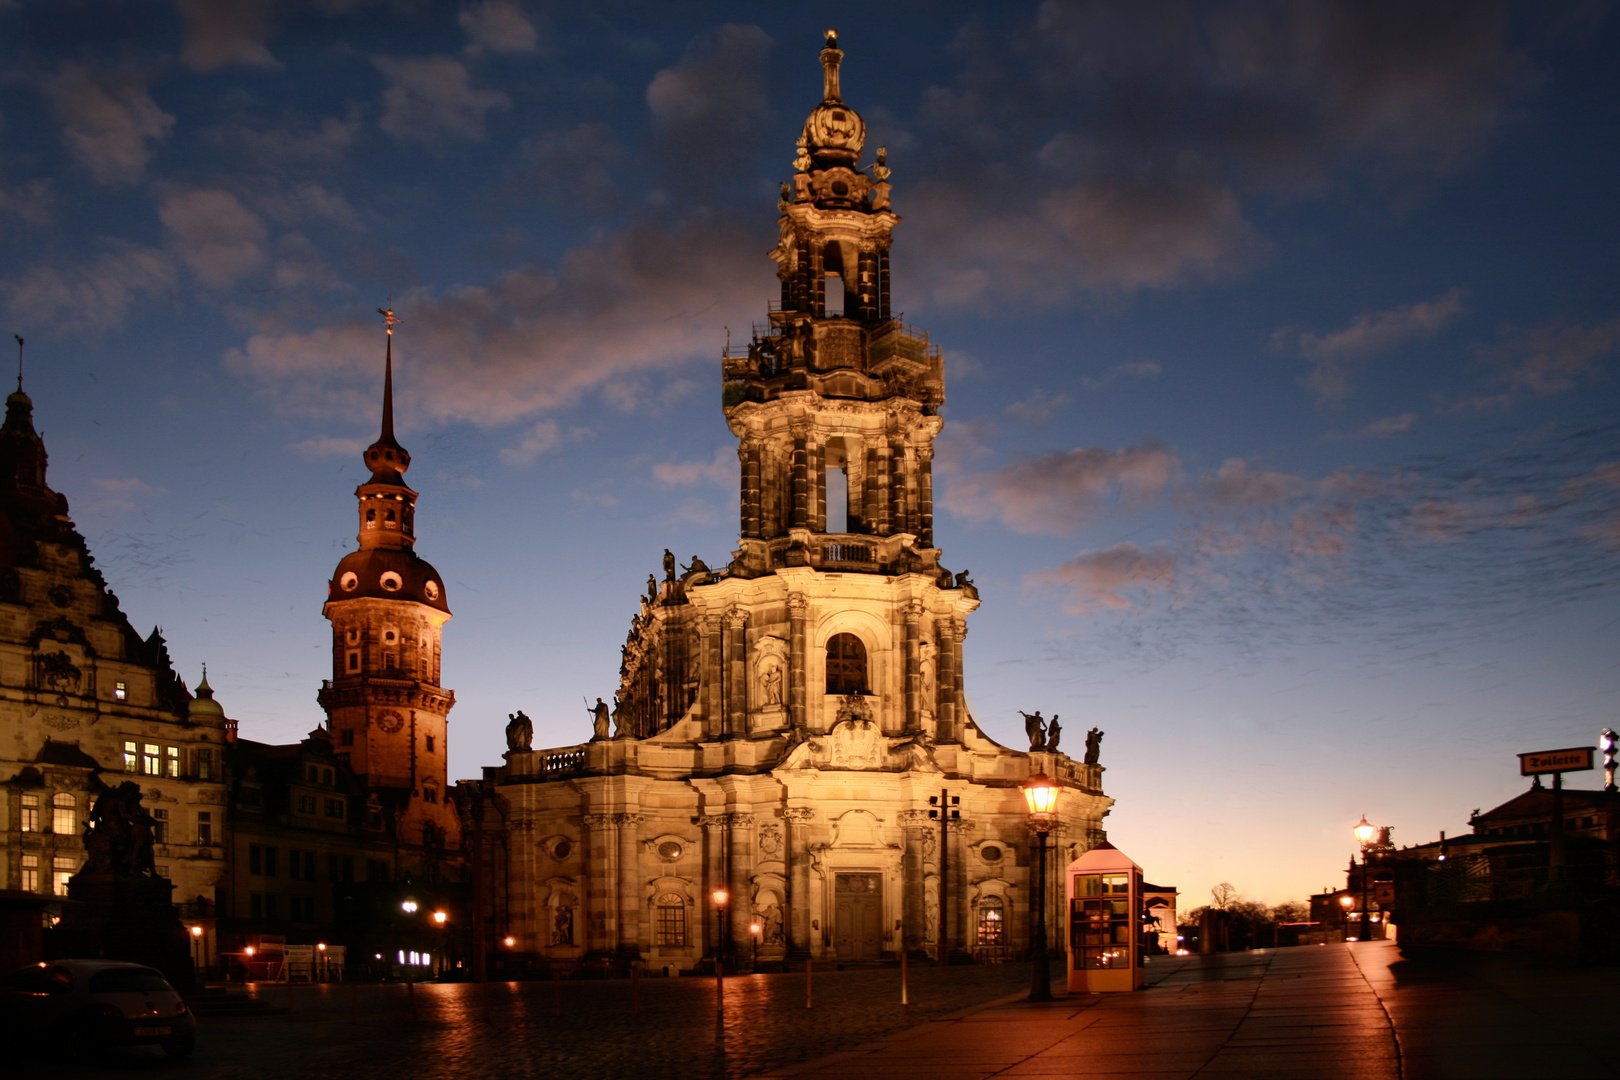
23,962,1042,1079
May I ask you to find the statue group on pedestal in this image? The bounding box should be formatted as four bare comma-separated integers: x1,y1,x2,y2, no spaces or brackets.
505,710,533,752
81,780,159,878
1019,710,1061,752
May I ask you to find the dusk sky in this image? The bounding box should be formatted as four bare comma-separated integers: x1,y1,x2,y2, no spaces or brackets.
3,1,1616,912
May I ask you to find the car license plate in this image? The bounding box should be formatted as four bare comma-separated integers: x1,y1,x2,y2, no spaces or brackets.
134,1026,171,1036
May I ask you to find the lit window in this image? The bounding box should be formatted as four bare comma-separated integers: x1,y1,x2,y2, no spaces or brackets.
52,856,75,895
142,744,160,776
976,896,1005,946
20,793,38,832
20,854,38,892
197,811,212,846
123,741,138,773
825,633,868,695
152,808,169,844
165,745,179,778
655,894,686,946
52,793,75,836
114,681,127,700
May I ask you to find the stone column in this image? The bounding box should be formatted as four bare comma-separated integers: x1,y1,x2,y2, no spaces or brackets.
918,447,934,548
790,434,809,528
900,809,929,953
699,814,727,957
889,443,907,533
726,607,748,737
875,443,892,535
787,593,808,734
727,814,753,957
583,813,617,950
811,439,825,532
703,615,724,740
948,621,966,743
934,616,957,744
507,812,538,950
863,442,880,535
948,818,970,957
856,248,878,322
903,600,921,735
878,248,891,321
740,441,761,539
785,808,814,955
616,813,644,953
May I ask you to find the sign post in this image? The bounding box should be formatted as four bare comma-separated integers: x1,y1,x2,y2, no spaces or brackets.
1518,746,1596,885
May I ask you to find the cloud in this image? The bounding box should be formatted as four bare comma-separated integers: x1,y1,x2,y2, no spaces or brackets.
224,213,771,430
653,448,735,487
289,435,367,459
1489,315,1620,395
272,232,337,290
208,112,360,166
256,183,363,229
43,64,174,186
1278,287,1466,403
647,24,773,167
1363,413,1417,437
1183,458,1309,509
374,56,510,143
89,477,165,513
176,0,280,71
159,187,269,289
1081,361,1162,390
0,244,176,336
0,179,54,227
1028,542,1177,614
500,419,560,465
896,2,1524,305
460,1,540,55
509,124,625,211
1003,391,1072,427
944,442,1178,533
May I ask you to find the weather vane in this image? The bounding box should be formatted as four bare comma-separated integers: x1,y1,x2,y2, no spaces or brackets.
377,304,398,334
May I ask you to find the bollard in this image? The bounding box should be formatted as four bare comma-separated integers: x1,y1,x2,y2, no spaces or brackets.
901,951,908,1005
805,956,812,1010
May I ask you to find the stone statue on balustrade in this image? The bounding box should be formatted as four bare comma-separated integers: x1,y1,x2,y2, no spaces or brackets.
505,710,533,752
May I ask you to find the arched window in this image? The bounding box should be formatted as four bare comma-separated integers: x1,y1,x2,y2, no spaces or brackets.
655,893,686,947
825,633,867,695
976,895,1005,946
52,793,76,836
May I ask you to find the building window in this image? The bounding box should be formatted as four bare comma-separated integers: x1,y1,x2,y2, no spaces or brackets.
152,808,168,844
20,854,39,892
324,798,345,819
976,896,1005,946
197,749,212,780
322,768,333,785
341,729,354,746
422,783,438,805
197,811,212,846
142,743,160,776
250,892,263,919
52,793,75,836
290,851,315,881
114,681,128,700
123,741,138,773
165,745,179,778
655,894,686,946
296,794,316,814
52,856,75,895
249,844,262,875
825,633,868,695
20,793,38,832
425,735,435,753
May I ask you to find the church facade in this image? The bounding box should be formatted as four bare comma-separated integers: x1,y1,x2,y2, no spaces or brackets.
469,35,1112,970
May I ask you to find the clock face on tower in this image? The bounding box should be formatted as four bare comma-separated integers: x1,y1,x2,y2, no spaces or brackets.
377,710,405,733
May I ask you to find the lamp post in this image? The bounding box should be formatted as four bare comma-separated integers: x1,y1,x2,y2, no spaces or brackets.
712,888,730,974
1022,771,1060,1003
749,921,761,972
1352,817,1375,943
433,910,448,979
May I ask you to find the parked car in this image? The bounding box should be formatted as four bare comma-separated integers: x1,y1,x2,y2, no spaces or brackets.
0,960,196,1059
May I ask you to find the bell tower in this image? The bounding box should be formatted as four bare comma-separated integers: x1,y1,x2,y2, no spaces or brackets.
318,309,458,848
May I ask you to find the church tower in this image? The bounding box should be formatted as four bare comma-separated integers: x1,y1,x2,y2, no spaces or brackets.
318,311,458,849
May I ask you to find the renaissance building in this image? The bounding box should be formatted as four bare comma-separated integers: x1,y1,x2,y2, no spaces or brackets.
468,34,1112,970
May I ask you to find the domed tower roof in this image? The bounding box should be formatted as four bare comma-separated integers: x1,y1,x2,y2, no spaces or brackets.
327,545,449,612
189,665,225,719
799,30,866,170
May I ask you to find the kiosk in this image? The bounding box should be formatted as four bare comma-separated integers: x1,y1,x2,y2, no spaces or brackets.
1066,841,1144,992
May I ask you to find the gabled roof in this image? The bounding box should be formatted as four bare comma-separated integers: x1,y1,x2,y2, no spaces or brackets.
1473,787,1608,826
34,739,101,769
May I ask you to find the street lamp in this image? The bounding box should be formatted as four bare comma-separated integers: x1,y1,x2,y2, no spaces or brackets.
1022,771,1060,1003
1351,817,1375,943
432,911,448,978
712,889,729,973
749,921,761,972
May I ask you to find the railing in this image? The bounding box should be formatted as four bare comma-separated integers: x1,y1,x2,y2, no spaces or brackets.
538,747,587,776
822,542,875,565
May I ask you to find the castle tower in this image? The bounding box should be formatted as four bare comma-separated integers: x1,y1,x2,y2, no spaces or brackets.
318,311,458,849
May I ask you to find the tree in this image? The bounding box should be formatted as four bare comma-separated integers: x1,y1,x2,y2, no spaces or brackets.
1270,900,1309,924
1209,882,1239,910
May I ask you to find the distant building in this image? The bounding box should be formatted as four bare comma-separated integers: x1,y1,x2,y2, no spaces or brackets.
463,35,1114,974
0,376,228,963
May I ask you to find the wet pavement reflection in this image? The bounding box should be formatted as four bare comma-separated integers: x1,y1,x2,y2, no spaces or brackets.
26,962,1041,1080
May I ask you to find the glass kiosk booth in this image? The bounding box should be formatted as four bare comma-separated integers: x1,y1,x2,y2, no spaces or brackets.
1066,841,1145,992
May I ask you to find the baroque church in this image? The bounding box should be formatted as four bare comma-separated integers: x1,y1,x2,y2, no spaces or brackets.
466,34,1112,970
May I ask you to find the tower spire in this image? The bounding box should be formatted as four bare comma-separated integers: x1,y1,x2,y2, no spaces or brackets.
363,305,410,483
820,29,843,103
377,305,397,445
12,334,21,392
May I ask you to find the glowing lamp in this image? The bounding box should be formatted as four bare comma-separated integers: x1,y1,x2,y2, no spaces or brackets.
433,910,447,925
1339,895,1354,909
749,922,761,935
401,898,419,914
1022,772,1060,818
1353,816,1376,845
189,926,203,938
712,888,729,907
245,946,255,957
317,943,327,951
503,936,515,948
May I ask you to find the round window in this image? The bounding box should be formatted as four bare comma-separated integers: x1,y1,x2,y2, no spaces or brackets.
379,571,403,592
831,180,849,196
981,845,1003,863
340,572,358,592
424,580,440,601
553,840,572,860
658,841,683,861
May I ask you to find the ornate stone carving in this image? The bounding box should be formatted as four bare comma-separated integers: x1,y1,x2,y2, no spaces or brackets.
758,823,783,856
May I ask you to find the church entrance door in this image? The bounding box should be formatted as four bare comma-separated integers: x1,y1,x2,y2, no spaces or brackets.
833,873,882,961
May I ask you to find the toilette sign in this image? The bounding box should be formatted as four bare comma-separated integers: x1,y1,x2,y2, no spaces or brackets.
1519,747,1595,775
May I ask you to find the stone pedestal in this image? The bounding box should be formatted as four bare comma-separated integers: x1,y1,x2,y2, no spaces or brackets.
48,872,193,990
